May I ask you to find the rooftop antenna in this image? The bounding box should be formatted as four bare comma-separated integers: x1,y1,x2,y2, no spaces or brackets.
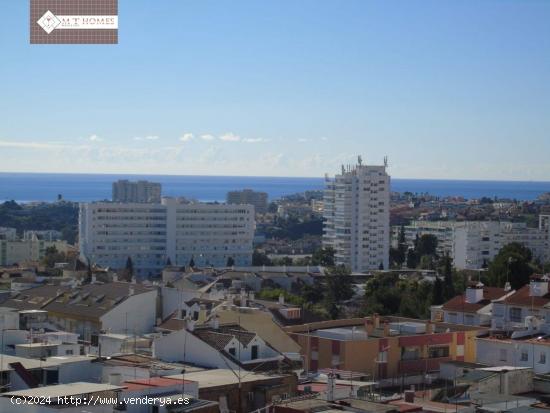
384,156,388,168
358,155,363,166
341,164,345,174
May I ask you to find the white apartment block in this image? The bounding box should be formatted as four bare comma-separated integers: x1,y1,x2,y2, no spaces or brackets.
226,189,268,214
323,158,390,272
112,179,162,203
79,198,255,277
0,238,70,266
393,217,550,269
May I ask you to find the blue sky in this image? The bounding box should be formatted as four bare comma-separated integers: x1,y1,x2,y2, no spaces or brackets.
0,0,549,179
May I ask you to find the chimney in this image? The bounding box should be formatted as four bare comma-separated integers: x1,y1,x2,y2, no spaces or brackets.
278,294,285,305
249,291,255,301
210,314,220,330
530,275,549,297
198,305,208,323
112,274,118,282
185,317,195,332
465,282,484,304
131,276,137,284
426,321,434,334
373,313,380,329
365,318,374,335
383,321,390,337
240,289,247,307
504,282,512,292
128,285,135,296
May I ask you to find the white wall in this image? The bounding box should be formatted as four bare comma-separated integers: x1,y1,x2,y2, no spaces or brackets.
153,329,240,370
101,290,157,335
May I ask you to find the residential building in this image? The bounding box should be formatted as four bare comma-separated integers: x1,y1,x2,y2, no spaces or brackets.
0,237,70,266
79,198,255,276
491,274,550,331
323,157,390,272
0,227,17,240
286,315,482,380
154,320,290,372
393,217,550,270
227,189,268,214
22,230,62,241
431,282,512,326
2,282,158,340
112,179,162,203
167,368,298,413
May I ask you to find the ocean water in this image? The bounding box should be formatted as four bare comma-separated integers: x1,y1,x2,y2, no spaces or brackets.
0,172,549,203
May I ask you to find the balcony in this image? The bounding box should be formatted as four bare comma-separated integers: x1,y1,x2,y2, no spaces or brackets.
398,356,452,375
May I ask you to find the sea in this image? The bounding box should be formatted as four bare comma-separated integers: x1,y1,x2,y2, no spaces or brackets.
0,172,549,203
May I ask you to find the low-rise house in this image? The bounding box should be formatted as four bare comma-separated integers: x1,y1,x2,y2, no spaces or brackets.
167,368,298,413
2,282,158,340
154,320,289,372
287,315,483,383
431,282,512,326
492,274,550,331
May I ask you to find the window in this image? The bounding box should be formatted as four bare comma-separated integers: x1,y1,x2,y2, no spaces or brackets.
509,308,522,323
65,349,73,355
499,349,507,361
428,346,450,358
540,352,546,364
521,351,528,362
251,345,258,360
228,347,236,356
465,314,475,325
401,347,420,360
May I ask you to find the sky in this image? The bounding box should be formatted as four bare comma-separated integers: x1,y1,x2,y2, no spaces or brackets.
0,0,549,180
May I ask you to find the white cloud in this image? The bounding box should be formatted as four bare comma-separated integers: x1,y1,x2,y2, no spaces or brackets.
219,132,241,142
134,135,160,141
200,134,215,141
89,134,103,142
179,133,194,142
320,136,329,141
243,137,269,143
297,138,309,142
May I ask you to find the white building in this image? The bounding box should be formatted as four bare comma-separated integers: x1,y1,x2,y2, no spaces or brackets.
227,189,268,213
393,217,550,270
323,157,390,272
112,179,162,203
79,198,255,277
0,237,70,267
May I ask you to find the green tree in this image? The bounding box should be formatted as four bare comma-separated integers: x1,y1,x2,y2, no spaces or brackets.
406,249,418,269
189,256,196,268
440,254,455,300
432,276,445,305
125,256,134,277
311,247,335,267
252,250,272,266
487,242,534,289
416,234,438,257
41,246,66,269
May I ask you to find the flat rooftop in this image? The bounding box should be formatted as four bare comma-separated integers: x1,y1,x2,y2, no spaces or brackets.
3,382,125,398
167,368,284,388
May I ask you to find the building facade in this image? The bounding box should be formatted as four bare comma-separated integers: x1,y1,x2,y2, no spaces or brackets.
323,158,390,272
226,189,268,214
286,316,480,380
79,198,255,276
112,179,162,203
0,238,70,266
393,217,550,270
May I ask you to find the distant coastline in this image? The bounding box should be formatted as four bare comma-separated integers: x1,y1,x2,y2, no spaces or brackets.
0,172,549,203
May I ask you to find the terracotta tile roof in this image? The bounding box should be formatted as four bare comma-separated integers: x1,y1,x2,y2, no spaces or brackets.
499,284,550,308
442,287,508,313
158,317,187,331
